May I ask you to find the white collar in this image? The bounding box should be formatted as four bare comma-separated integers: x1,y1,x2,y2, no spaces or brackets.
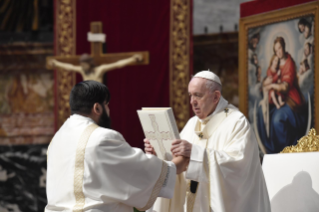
198,96,228,123
70,114,95,123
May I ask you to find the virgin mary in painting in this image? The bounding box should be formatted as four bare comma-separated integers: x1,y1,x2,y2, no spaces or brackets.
256,36,309,153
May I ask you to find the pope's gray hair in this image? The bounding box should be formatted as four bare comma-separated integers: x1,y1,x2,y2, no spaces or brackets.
191,75,222,93
206,79,222,93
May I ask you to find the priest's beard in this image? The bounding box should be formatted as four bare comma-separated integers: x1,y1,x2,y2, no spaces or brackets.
98,107,112,129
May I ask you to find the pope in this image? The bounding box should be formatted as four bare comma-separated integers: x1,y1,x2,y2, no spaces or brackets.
145,70,271,212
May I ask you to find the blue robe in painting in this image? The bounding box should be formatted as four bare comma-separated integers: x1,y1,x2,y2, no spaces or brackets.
257,104,308,153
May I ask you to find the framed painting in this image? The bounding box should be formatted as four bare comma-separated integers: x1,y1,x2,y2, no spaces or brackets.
239,1,319,154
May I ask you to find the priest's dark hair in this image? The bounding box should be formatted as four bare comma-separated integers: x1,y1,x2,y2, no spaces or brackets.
69,80,111,115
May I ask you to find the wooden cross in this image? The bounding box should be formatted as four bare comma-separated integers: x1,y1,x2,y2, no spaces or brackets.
46,21,149,73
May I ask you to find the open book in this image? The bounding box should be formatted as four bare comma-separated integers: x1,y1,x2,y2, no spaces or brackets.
137,108,180,160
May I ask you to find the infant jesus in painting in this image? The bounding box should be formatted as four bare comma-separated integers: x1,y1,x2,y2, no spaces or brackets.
268,55,285,109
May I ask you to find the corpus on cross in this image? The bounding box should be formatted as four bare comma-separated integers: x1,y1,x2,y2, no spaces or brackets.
46,22,149,83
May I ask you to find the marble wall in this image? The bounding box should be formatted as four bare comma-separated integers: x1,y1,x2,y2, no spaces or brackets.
0,144,48,212
0,42,53,212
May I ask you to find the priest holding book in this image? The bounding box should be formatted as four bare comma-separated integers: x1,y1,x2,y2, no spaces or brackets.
145,71,270,212
45,81,189,212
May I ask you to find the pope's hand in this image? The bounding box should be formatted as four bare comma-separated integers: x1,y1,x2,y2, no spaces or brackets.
144,139,157,156
172,156,189,174
171,139,192,158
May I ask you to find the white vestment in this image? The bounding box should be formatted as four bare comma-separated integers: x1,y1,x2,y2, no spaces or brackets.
45,114,176,212
150,97,270,212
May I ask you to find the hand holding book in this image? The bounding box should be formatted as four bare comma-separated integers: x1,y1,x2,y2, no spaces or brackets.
144,138,157,156
144,138,189,174
171,139,192,157
172,155,189,174
137,108,180,160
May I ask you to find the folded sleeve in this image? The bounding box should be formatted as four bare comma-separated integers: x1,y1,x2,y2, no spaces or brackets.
185,113,252,184
157,161,176,199
185,144,208,182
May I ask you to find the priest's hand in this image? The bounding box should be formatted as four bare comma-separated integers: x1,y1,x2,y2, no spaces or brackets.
171,139,192,158
172,156,189,174
144,139,157,156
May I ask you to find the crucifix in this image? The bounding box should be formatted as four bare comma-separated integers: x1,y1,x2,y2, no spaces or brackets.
46,22,149,83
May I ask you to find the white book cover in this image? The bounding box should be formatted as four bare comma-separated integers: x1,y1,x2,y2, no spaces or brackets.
137,108,180,160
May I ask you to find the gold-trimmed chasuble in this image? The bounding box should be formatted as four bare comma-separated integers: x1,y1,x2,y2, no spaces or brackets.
187,107,232,211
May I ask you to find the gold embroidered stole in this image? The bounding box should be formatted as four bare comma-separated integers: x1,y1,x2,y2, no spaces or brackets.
136,161,168,211
186,107,232,212
73,123,99,212
70,123,168,212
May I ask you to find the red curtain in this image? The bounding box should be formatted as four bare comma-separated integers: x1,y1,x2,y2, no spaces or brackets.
240,0,316,18
75,0,171,149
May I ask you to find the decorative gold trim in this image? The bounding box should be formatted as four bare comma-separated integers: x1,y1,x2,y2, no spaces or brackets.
186,184,197,212
186,126,213,211
238,1,319,135
206,148,211,210
136,161,168,211
281,128,319,153
55,0,76,129
73,124,98,212
170,0,191,131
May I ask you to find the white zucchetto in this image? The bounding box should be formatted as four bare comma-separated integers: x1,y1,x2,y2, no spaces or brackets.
193,70,222,85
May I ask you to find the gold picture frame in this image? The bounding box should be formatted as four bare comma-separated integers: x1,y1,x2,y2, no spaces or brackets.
239,1,319,154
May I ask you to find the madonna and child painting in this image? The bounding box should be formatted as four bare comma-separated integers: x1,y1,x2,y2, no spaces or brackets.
247,15,314,154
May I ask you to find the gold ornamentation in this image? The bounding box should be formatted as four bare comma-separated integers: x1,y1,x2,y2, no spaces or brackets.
186,187,197,212
136,161,168,211
224,108,229,117
55,0,76,129
0,43,54,145
170,0,191,131
73,123,98,212
281,128,319,153
206,148,211,210
198,132,203,139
